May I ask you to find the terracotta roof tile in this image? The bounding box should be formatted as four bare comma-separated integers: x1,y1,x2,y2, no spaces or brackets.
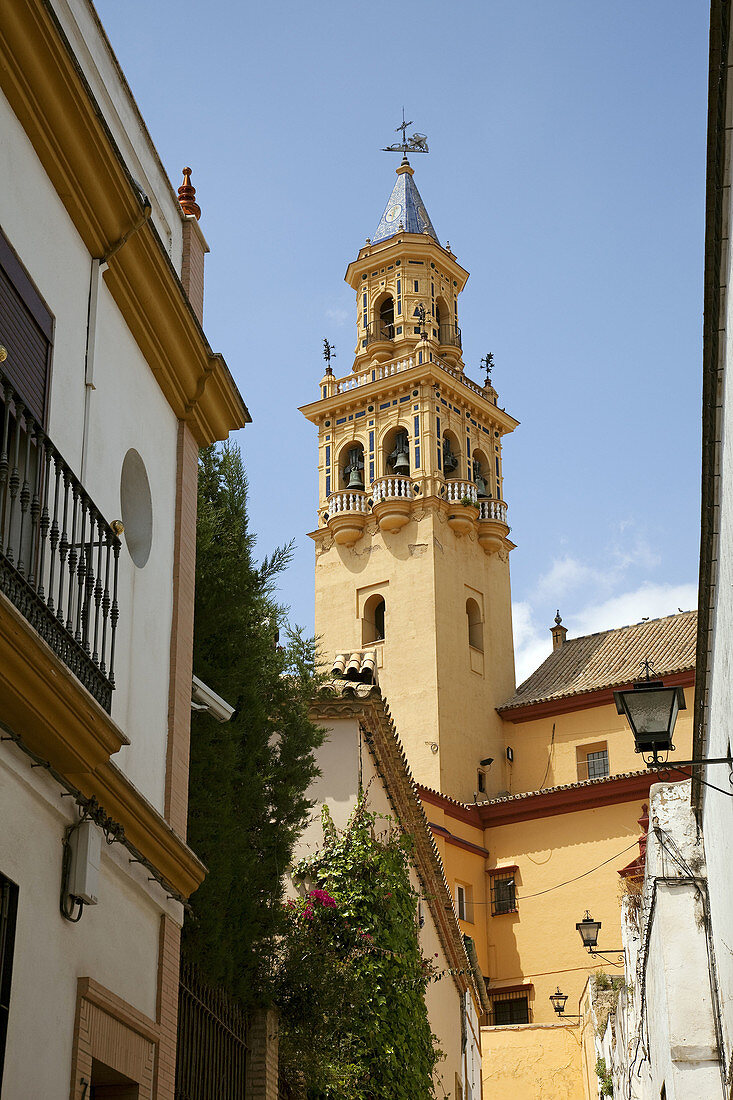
501,610,697,712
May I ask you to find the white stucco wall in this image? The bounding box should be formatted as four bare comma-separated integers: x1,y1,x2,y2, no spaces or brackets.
292,714,474,1097
701,147,733,1079
603,783,721,1100
0,76,179,811
0,741,180,1099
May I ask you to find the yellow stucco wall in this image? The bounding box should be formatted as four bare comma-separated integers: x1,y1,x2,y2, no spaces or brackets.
502,687,694,794
481,1023,585,1099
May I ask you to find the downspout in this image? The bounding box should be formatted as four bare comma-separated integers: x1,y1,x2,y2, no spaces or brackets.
80,191,152,480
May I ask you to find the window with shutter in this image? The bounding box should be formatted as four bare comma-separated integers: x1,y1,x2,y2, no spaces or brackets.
0,228,53,425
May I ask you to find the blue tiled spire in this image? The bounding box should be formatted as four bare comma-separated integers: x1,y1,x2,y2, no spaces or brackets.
372,158,438,244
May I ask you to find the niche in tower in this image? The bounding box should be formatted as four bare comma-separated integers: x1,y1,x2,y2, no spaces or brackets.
384,426,411,479
471,449,491,498
362,592,386,645
373,293,395,342
339,441,365,491
442,429,461,479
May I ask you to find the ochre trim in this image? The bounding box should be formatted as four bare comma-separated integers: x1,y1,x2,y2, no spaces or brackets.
486,864,519,876
420,772,690,829
499,669,694,723
0,0,249,445
428,821,489,857
418,785,482,826
69,760,206,900
0,590,128,773
487,982,534,996
476,772,689,827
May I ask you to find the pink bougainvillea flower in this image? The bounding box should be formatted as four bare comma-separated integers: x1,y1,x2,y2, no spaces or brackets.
308,888,337,908
302,905,314,920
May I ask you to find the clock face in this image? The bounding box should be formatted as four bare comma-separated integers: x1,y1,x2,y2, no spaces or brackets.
385,203,402,223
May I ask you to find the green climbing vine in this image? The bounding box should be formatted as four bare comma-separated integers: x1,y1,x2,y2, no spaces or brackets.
276,798,443,1099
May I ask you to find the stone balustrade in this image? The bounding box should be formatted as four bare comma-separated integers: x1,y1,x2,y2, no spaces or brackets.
372,477,413,503
479,499,508,523
328,491,369,516
442,481,477,503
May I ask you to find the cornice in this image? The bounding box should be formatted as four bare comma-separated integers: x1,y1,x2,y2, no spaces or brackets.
0,0,249,444
0,590,128,775
498,668,695,723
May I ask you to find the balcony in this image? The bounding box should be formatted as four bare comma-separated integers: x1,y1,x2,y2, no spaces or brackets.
477,498,510,555
365,321,394,348
0,369,120,712
441,480,478,536
325,490,369,546
372,476,413,532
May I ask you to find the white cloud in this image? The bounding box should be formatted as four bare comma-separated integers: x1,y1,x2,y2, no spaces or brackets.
325,307,349,326
512,580,697,686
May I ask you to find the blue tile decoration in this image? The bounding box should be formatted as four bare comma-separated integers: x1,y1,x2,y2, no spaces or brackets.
336,417,347,425
371,164,439,244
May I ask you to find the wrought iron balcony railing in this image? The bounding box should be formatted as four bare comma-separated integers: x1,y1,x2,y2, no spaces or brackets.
438,323,462,348
365,321,395,346
0,369,120,712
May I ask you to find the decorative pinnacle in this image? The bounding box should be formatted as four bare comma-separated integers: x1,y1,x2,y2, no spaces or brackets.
178,167,201,220
554,610,562,626
322,338,336,376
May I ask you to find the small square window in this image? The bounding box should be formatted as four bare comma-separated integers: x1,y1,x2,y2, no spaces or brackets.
490,872,517,915
577,743,609,782
490,994,530,1026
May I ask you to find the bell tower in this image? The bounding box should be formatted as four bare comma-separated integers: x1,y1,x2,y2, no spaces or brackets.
301,153,518,802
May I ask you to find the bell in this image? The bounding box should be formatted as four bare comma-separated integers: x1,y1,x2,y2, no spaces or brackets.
346,467,364,490
393,450,410,475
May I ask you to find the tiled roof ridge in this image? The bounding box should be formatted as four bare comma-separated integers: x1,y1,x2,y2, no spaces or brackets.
538,608,696,651
419,769,655,811
502,609,697,711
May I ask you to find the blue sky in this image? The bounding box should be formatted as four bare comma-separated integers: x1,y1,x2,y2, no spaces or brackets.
97,1,708,681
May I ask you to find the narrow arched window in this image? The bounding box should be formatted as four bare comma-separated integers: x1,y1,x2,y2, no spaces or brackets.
363,594,386,644
466,598,483,652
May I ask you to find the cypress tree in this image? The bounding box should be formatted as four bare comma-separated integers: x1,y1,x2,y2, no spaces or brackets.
183,442,324,1009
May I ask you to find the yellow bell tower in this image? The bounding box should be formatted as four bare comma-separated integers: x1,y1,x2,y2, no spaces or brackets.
300,155,519,802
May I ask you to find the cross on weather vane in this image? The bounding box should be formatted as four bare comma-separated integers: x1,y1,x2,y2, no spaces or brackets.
323,338,336,375
481,352,494,386
382,108,429,155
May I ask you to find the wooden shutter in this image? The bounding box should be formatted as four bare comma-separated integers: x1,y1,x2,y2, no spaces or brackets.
0,228,52,425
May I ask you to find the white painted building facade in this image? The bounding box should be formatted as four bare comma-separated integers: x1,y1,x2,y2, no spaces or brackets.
0,2,246,1096
296,684,486,1099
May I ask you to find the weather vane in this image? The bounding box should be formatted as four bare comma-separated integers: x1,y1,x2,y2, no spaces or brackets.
481,352,494,386
323,338,336,375
382,108,429,155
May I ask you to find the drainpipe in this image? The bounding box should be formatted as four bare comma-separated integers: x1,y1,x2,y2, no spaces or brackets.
80,189,151,480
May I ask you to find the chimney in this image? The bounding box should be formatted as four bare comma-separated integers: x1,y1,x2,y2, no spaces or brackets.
177,167,209,325
551,610,567,651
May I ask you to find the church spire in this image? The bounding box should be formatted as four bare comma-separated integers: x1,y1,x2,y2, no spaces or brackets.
372,159,439,244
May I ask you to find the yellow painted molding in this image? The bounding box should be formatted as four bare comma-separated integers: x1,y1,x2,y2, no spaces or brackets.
0,0,249,445
0,590,128,774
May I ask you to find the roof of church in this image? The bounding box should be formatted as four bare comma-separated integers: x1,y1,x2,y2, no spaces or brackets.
372,160,438,244
500,609,697,712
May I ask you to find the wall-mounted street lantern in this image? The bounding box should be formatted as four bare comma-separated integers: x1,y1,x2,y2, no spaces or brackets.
614,660,733,773
576,911,623,961
549,987,580,1019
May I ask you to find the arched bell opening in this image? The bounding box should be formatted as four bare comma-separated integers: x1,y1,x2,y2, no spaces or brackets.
362,593,386,645
338,440,366,491
441,429,462,479
382,425,411,479
471,449,492,498
466,598,484,652
368,293,395,344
